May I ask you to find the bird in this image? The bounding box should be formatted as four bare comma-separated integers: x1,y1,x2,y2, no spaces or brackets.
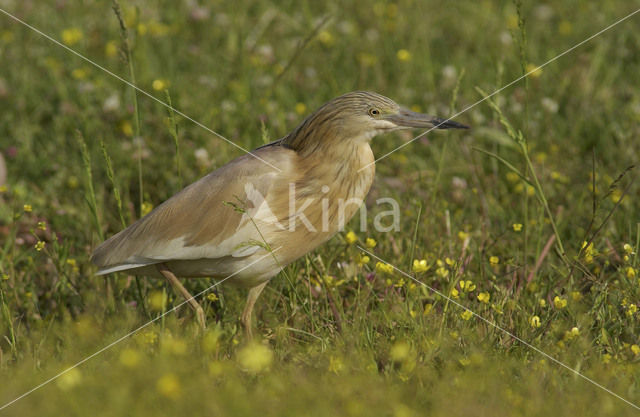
91,91,467,337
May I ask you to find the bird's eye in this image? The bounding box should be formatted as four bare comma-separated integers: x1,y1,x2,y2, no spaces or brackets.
369,108,380,117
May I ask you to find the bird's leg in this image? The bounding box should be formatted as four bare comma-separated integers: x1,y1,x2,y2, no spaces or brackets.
156,263,206,330
241,281,269,340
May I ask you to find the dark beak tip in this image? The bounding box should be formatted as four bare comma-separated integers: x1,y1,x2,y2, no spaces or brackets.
433,118,470,130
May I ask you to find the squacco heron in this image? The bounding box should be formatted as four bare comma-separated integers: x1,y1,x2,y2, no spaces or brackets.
91,91,467,337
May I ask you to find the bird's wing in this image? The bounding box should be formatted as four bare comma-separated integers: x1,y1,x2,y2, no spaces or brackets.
91,146,294,274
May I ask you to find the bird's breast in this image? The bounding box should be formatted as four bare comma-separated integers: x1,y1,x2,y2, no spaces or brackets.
291,141,375,235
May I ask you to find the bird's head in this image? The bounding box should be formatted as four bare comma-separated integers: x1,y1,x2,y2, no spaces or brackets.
284,91,468,156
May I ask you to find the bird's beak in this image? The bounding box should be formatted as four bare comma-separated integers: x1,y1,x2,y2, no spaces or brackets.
384,108,469,129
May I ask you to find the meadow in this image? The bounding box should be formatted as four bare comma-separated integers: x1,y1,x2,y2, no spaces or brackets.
1,0,640,415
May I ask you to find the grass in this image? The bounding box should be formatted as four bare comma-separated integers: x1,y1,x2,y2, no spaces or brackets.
1,0,640,415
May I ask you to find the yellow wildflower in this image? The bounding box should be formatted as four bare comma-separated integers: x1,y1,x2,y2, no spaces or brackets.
553,296,567,309
152,79,168,91
526,185,535,196
67,176,79,189
23,204,32,213
61,28,83,46
436,266,449,278
512,223,523,232
120,120,133,137
457,231,469,240
450,288,459,298
156,373,181,399
539,298,546,307
623,243,633,254
477,292,490,304
610,189,622,203
412,259,429,273
149,290,167,311
375,262,394,274
460,310,473,321
105,40,118,57
328,356,344,374
56,368,82,391
141,202,153,216
626,304,637,317
445,257,455,266
551,171,569,183
206,292,218,302
119,348,141,368
526,63,542,78
238,343,273,373
357,253,370,266
37,221,47,231
345,231,357,244
35,241,46,251
563,327,579,341
317,30,334,46
506,172,519,183
142,330,158,346
489,256,499,265
390,341,410,362
324,275,345,288
535,152,547,164
396,49,411,61
582,241,596,263
570,291,582,302
626,267,636,279
458,357,471,367
295,102,307,115
137,23,148,35
66,258,79,273
71,68,88,80
365,237,377,249
423,303,433,315
632,345,640,356
529,315,541,328
460,280,476,292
